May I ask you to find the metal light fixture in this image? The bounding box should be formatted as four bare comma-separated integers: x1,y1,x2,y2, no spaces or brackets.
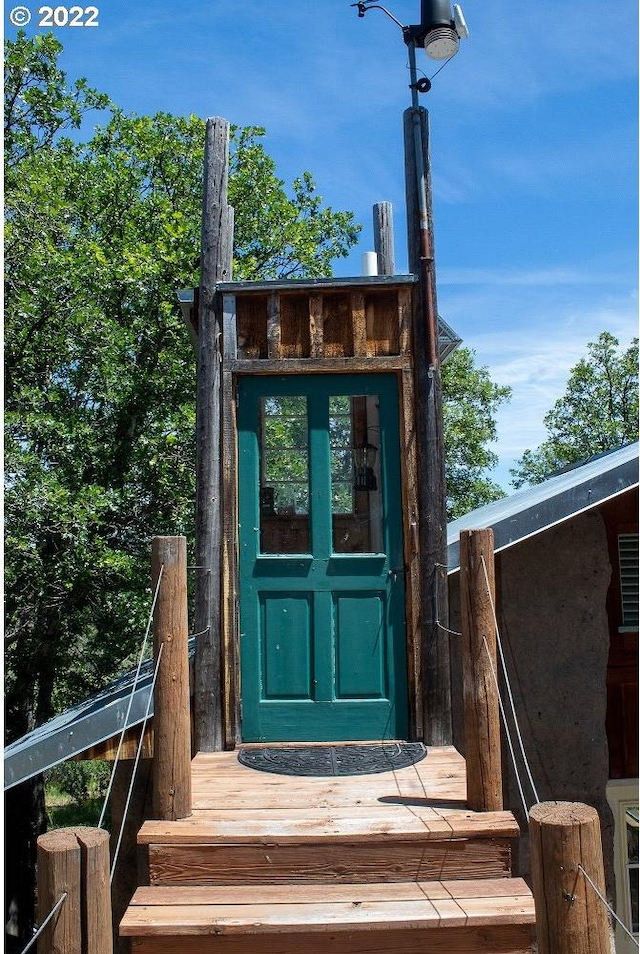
420,0,469,60
352,1,469,70
353,442,378,492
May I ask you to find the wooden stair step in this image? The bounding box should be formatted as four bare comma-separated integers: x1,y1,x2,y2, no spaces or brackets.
121,878,535,953
139,808,519,844
140,809,518,887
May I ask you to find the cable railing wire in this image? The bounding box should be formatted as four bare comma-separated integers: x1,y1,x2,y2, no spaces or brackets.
110,642,164,884
578,863,640,947
98,564,165,830
481,634,529,818
19,893,67,954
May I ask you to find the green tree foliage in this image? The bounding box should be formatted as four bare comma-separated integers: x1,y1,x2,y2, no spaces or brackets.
511,332,639,487
4,33,360,745
442,347,512,518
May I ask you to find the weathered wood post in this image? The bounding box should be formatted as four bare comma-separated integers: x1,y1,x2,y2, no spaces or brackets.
37,827,112,954
460,528,503,811
529,802,610,954
373,201,395,276
152,535,192,821
194,116,234,752
404,102,452,746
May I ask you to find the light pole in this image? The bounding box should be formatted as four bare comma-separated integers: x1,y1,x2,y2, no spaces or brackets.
355,0,468,745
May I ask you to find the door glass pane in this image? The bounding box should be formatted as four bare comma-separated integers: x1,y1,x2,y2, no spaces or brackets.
330,395,384,554
260,396,310,553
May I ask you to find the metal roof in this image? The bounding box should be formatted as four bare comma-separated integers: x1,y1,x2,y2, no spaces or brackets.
5,443,637,789
447,442,639,573
4,640,195,791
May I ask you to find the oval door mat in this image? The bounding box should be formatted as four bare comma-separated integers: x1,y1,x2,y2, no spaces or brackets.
238,743,427,777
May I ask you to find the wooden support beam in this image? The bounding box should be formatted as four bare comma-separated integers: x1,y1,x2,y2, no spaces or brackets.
152,536,192,821
351,291,367,357
37,830,81,954
37,827,112,954
266,293,282,358
309,294,324,358
373,201,395,276
529,802,610,954
194,116,234,753
221,369,239,748
460,528,503,812
77,828,112,954
403,105,452,746
398,286,412,356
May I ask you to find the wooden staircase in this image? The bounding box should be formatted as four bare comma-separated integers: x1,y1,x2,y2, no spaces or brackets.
120,747,535,953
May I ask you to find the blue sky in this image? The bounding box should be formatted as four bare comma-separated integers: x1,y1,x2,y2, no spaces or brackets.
5,0,638,486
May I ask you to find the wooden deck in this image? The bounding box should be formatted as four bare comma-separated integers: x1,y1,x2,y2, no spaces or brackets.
121,745,534,952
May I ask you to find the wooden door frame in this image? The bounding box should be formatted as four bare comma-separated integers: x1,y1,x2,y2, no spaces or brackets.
219,304,423,747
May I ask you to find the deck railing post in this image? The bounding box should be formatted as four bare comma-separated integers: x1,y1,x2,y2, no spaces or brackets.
529,801,610,953
460,527,503,811
37,827,112,954
151,535,192,821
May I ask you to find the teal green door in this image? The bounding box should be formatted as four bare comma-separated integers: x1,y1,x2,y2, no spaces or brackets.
237,374,407,742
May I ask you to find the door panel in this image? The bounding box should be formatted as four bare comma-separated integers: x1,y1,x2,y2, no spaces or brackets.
260,594,313,699
334,592,387,699
238,374,407,742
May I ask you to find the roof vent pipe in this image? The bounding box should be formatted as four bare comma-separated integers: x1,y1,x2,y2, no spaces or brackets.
361,251,379,276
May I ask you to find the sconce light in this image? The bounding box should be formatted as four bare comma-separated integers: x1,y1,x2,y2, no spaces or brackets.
353,442,378,491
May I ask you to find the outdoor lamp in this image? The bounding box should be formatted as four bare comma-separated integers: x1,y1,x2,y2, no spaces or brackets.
353,442,378,492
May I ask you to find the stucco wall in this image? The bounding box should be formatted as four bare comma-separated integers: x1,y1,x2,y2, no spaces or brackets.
449,508,615,895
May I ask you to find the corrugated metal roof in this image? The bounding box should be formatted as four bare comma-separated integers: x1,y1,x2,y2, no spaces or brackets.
5,443,637,789
447,442,639,573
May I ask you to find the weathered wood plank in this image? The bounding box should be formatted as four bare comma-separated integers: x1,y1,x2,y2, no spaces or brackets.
221,295,237,361
266,293,282,359
351,291,367,356
309,294,324,357
130,925,533,954
123,896,534,933
228,356,412,374
137,810,519,845
147,838,512,887
128,878,533,908
397,287,412,355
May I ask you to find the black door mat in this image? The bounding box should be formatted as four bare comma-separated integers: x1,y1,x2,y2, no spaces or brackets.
237,743,427,777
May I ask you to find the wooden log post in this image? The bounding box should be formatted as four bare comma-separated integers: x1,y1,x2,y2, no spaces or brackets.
37,827,112,954
403,105,452,746
152,536,192,821
459,528,503,812
373,201,395,275
529,802,610,954
194,116,234,752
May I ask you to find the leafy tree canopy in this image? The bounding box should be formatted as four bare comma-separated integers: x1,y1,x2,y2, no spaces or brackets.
4,31,360,737
510,332,639,488
442,347,512,518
